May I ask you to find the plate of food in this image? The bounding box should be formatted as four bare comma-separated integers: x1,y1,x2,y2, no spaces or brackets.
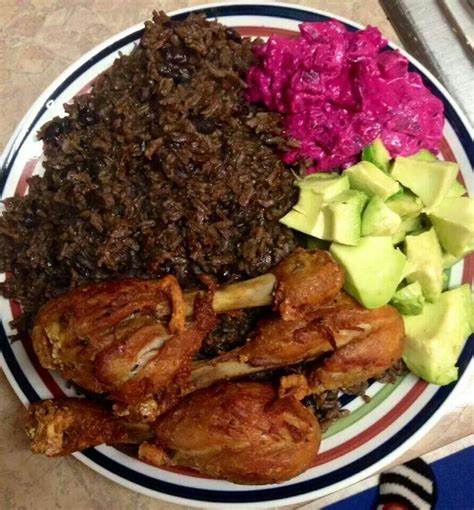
0,2,472,508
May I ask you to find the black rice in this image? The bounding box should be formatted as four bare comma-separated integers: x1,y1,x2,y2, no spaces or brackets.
0,11,297,335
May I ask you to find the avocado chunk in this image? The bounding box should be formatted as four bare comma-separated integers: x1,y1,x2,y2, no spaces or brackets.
391,156,458,210
392,216,424,245
330,236,406,308
402,284,473,385
428,196,474,257
296,172,350,201
446,180,467,198
404,228,443,302
312,190,367,245
362,138,391,173
362,196,402,236
345,161,400,200
279,188,323,236
409,149,437,161
386,191,423,219
390,281,425,315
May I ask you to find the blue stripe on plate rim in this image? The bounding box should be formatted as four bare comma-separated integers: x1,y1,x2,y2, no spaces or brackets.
0,2,473,506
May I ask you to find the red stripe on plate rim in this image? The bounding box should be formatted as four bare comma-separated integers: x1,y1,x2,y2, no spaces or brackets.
15,158,37,196
311,379,428,466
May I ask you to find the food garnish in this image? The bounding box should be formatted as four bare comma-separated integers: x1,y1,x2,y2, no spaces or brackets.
246,21,444,171
403,284,473,385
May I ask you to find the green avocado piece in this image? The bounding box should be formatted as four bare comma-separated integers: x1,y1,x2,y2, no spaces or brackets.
312,207,332,240
409,149,437,161
402,284,473,385
312,190,367,245
279,209,313,235
279,188,323,236
295,173,350,201
330,236,406,308
386,191,423,219
292,187,320,215
446,180,467,198
361,196,402,236
392,216,424,245
345,161,400,200
302,172,340,180
362,138,391,173
428,197,474,257
404,228,443,302
390,281,425,315
391,156,458,210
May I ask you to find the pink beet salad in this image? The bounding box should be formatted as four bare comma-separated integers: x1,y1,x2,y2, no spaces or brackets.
246,21,444,172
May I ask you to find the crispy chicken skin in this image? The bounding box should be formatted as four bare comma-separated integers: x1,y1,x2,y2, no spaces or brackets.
272,248,344,320
139,382,321,484
25,398,152,456
25,384,320,485
279,302,405,399
309,303,405,392
31,276,188,393
189,293,396,392
32,276,216,404
103,295,216,405
30,249,343,414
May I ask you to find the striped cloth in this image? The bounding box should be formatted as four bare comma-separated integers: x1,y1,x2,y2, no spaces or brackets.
376,458,436,509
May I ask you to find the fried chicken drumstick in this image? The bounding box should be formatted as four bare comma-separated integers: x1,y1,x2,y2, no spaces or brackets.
26,383,321,485
115,292,405,421
140,382,321,485
279,298,405,399
25,398,152,456
189,293,403,393
32,276,217,396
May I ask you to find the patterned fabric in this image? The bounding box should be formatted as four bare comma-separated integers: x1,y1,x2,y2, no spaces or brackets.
376,458,437,510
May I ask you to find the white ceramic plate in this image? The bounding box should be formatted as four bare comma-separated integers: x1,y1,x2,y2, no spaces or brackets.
0,2,472,508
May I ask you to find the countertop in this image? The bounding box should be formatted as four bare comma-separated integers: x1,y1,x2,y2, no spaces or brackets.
0,1,472,509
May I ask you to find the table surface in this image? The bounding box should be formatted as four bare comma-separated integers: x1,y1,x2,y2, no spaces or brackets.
0,1,472,509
